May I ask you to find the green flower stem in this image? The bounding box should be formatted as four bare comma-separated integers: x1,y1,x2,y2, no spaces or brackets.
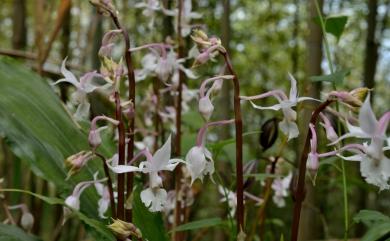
314,1,349,240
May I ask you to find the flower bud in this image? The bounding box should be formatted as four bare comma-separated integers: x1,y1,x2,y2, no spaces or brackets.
328,90,362,108
107,219,142,240
349,87,369,103
192,51,211,68
89,0,116,16
259,118,279,150
21,212,34,232
307,153,319,171
198,96,214,120
89,129,102,150
65,151,93,178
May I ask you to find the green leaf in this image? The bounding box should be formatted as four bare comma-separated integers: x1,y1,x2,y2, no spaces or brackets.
361,222,390,241
325,15,348,41
0,58,113,238
0,188,114,241
309,69,350,85
0,224,42,241
354,209,390,226
170,218,223,232
133,186,169,241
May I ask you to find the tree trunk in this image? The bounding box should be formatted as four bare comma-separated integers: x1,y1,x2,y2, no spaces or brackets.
12,0,27,50
363,0,378,100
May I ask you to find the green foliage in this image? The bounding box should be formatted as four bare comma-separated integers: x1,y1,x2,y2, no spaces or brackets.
132,186,169,241
0,189,115,240
0,57,113,237
325,15,348,41
309,69,350,86
354,210,390,241
0,224,42,241
170,218,224,232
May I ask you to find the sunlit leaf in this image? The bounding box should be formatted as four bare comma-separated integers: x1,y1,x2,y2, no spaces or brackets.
354,209,390,226
361,222,390,241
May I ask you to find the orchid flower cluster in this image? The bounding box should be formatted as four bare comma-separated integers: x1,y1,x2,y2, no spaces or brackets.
25,0,389,240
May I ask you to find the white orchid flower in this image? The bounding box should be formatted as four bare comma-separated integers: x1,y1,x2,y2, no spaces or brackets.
93,172,110,218
107,135,183,212
240,73,317,140
271,172,292,208
331,94,390,145
53,58,109,120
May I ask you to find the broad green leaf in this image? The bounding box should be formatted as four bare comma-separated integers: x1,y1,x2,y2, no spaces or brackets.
309,69,350,85
0,58,112,236
361,222,390,241
0,224,42,241
170,218,223,232
132,186,169,241
325,15,348,41
354,209,390,226
0,188,114,240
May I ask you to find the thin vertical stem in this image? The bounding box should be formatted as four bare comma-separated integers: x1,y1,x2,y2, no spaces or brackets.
221,51,244,233
174,0,184,240
114,92,126,220
153,77,161,152
109,12,136,222
314,1,349,239
290,99,334,241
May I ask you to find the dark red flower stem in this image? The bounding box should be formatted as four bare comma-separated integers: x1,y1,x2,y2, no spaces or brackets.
221,51,244,233
290,98,334,241
174,0,184,240
114,91,126,220
95,152,116,218
110,12,136,222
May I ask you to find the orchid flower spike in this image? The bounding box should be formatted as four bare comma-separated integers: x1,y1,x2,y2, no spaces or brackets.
240,73,317,140
89,115,119,152
63,178,107,224
8,204,34,231
186,119,235,184
53,58,108,120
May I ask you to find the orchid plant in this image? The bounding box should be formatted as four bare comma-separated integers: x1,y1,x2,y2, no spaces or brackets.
2,1,389,241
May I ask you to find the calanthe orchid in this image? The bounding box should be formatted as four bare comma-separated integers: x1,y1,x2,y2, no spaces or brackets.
306,123,340,172
330,95,390,190
131,44,196,82
162,0,202,37
190,30,226,67
240,73,317,140
331,94,390,145
63,178,106,224
89,115,119,152
198,75,234,120
186,119,234,184
135,0,160,29
8,204,34,232
107,135,183,212
53,58,109,120
319,112,338,143
98,29,122,57
93,172,111,218
271,172,292,208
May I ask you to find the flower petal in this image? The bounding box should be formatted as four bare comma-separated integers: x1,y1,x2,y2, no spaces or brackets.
359,94,378,135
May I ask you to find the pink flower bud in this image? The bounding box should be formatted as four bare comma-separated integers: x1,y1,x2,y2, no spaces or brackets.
89,129,102,150
198,96,214,120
